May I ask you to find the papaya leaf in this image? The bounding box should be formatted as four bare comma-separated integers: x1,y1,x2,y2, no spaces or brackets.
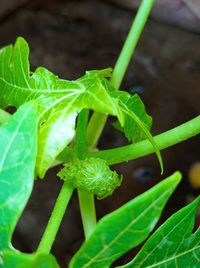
119,99,163,173
69,172,181,268
112,91,152,142
0,250,59,268
36,108,77,178
0,102,37,250
120,197,200,268
0,37,123,177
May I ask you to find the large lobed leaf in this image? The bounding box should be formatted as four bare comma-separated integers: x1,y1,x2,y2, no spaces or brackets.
69,172,181,268
120,196,200,268
0,103,59,267
0,37,122,177
0,37,162,177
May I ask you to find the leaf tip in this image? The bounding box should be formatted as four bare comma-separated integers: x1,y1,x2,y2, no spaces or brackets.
166,171,182,189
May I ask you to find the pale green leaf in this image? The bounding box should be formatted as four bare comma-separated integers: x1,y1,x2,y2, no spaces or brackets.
69,172,181,268
0,103,37,250
120,197,200,268
36,108,77,178
0,37,122,177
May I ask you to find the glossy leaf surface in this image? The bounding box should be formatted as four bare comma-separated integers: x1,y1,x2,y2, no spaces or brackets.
121,197,200,268
70,172,181,268
0,102,37,250
0,38,122,177
0,37,162,177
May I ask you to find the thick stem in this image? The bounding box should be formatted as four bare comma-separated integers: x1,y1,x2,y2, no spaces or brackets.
78,191,96,239
37,182,74,254
75,109,89,159
87,112,108,148
75,110,97,239
87,0,155,145
90,116,200,165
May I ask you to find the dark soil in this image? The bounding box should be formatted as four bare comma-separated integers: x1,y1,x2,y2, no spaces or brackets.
0,0,200,267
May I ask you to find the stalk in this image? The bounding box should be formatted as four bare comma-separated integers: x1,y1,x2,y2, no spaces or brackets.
75,110,97,239
38,0,156,249
91,116,200,165
110,0,155,89
87,0,155,146
37,182,74,254
78,191,96,238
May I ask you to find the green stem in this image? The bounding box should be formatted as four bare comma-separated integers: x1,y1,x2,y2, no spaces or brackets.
87,112,108,148
75,109,89,159
90,116,200,165
0,109,11,124
38,0,156,249
78,191,96,238
110,0,155,89
87,0,155,145
37,182,74,254
75,110,97,239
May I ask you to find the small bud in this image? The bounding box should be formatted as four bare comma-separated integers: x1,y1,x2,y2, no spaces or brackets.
58,158,122,199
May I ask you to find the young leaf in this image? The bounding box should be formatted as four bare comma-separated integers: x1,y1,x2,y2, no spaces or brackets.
0,37,122,177
120,197,200,268
0,102,37,250
36,108,77,178
112,91,152,142
69,172,181,268
111,91,163,173
1,250,59,268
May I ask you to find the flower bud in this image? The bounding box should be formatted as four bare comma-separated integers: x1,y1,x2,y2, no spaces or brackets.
58,158,122,199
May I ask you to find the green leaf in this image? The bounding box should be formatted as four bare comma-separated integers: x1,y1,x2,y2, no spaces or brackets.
113,91,163,173
69,172,181,268
1,250,59,268
0,102,37,250
36,108,77,178
120,197,200,268
0,37,122,177
112,91,152,142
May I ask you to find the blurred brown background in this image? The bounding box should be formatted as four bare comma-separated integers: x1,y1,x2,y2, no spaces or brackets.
1,0,200,267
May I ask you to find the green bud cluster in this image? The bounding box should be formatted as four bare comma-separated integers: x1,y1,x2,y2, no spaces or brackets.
58,158,122,199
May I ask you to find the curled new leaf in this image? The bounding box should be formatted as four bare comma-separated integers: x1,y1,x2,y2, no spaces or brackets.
58,158,122,199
